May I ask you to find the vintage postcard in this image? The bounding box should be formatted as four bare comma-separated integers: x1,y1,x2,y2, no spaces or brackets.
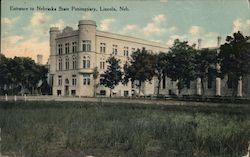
1,0,250,157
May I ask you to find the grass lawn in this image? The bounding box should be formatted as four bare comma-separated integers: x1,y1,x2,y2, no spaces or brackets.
0,101,249,157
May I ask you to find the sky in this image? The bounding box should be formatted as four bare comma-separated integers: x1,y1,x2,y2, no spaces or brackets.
1,0,250,64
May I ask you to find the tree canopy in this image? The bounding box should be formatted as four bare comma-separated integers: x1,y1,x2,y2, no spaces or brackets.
102,56,123,97
0,54,49,95
166,39,197,92
219,31,250,96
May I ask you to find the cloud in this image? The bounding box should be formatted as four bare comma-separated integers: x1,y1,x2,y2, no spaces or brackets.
246,19,250,27
166,34,187,46
1,35,24,46
1,17,19,25
50,19,65,30
1,37,49,64
167,26,178,33
143,14,167,36
189,25,203,36
233,18,242,32
123,24,139,32
82,12,93,20
99,18,115,31
31,12,49,26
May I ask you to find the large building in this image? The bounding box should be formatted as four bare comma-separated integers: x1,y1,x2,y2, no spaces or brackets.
49,20,250,98
49,20,168,97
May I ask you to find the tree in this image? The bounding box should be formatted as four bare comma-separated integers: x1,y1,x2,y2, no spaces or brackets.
124,48,156,95
166,39,197,94
92,67,99,97
0,54,48,95
218,31,250,97
194,48,217,98
155,52,169,97
103,56,123,97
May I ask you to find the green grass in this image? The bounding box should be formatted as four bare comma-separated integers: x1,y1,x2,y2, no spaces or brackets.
0,101,249,157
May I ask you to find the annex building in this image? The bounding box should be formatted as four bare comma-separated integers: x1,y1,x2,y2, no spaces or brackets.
48,20,250,98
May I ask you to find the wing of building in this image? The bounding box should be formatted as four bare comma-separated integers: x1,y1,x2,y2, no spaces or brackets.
48,20,250,98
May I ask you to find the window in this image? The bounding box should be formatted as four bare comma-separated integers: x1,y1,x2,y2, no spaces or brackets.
72,75,77,86
100,57,105,69
83,56,90,69
124,91,129,97
58,44,63,55
112,45,118,55
58,76,62,86
100,75,105,85
100,90,106,96
72,56,77,70
65,57,69,70
57,90,61,96
65,43,69,54
83,75,91,85
72,42,77,53
65,79,69,84
100,43,106,53
71,90,76,96
58,57,62,70
82,40,91,52
124,47,129,56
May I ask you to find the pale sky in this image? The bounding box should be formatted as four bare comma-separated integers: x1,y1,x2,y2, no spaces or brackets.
1,0,250,64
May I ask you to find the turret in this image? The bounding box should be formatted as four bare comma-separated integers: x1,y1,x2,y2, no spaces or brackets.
78,20,97,53
49,27,60,74
49,27,60,56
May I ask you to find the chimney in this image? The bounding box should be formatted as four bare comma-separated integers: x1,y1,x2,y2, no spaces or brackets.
197,38,202,49
37,54,43,64
217,36,221,47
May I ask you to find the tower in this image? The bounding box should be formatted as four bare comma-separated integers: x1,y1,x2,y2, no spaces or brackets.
77,20,97,69
49,27,60,73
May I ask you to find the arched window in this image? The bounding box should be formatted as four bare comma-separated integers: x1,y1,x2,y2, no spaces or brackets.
83,56,90,69
65,56,69,70
65,78,69,84
72,56,77,70
58,57,62,70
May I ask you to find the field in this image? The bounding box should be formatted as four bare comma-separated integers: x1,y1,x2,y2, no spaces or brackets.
0,100,250,157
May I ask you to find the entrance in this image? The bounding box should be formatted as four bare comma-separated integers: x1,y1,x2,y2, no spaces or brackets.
65,78,69,96
65,86,69,96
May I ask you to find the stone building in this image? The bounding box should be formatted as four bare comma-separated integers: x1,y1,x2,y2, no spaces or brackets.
49,20,168,97
48,20,250,98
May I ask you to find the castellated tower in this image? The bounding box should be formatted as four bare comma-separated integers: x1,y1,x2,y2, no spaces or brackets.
78,20,97,69
49,27,60,74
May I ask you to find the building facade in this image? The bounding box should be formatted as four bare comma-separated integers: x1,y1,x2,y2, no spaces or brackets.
49,20,168,97
49,20,250,98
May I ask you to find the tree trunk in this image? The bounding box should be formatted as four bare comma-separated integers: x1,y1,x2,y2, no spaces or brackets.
201,78,205,101
231,76,239,101
93,79,96,97
138,80,141,95
157,76,162,97
110,88,112,97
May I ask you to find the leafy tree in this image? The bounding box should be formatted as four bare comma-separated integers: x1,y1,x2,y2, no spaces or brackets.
219,31,250,97
194,48,217,98
103,56,123,97
155,52,169,97
124,48,156,95
166,39,197,94
92,67,99,97
0,54,12,94
0,54,48,95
